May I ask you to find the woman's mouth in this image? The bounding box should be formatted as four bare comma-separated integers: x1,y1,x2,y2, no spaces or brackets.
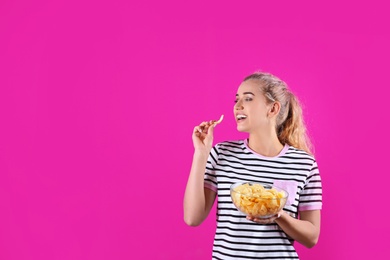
236,114,247,122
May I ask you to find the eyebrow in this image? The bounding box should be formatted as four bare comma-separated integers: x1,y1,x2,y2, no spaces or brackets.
236,92,255,96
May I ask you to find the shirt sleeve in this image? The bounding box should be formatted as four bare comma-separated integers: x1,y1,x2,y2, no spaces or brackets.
298,159,323,211
204,144,219,193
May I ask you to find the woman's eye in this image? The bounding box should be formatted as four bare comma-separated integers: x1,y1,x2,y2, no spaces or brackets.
235,97,252,103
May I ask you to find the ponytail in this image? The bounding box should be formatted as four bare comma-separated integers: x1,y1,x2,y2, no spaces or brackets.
277,93,313,155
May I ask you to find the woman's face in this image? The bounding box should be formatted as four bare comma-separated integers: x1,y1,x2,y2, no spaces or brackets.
234,80,273,133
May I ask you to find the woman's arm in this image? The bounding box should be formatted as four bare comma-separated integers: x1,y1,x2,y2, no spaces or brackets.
183,121,217,226
275,210,321,248
183,151,217,226
247,210,321,248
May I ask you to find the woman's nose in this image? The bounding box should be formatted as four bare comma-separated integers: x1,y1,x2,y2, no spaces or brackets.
235,100,243,110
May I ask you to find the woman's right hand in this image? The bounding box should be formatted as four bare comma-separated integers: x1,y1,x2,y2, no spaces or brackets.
192,121,216,154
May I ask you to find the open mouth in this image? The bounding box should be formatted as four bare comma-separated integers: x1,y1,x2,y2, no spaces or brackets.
236,114,247,121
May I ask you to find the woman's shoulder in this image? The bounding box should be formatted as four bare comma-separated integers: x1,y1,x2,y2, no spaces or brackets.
284,145,316,161
214,139,246,151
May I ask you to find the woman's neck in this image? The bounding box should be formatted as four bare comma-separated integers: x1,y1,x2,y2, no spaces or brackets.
247,131,284,157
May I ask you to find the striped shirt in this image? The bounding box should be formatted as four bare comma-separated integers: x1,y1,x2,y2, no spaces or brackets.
204,139,322,260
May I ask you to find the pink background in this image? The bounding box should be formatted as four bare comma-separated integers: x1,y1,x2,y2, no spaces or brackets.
1,0,389,259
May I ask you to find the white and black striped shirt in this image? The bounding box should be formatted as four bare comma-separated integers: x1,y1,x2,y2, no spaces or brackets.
204,139,322,260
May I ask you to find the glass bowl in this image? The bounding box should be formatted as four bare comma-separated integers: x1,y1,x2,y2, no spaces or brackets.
230,182,289,219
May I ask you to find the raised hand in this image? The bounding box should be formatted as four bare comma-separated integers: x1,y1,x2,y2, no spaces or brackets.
192,115,224,154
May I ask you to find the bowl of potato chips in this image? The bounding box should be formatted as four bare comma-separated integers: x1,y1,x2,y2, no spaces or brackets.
230,182,289,219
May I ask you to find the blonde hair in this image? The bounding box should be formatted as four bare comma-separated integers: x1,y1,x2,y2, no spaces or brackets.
243,72,313,155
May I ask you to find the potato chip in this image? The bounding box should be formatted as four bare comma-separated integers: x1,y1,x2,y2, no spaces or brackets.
214,115,224,125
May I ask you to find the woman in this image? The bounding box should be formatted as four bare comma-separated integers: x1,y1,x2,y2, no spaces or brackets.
183,72,322,259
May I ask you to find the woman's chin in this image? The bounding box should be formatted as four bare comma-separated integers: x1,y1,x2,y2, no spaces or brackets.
237,125,249,133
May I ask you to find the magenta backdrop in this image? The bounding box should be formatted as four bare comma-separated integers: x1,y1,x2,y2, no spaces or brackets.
1,1,389,259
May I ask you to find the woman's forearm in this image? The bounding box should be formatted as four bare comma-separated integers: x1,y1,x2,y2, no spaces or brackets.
275,210,321,248
183,151,215,226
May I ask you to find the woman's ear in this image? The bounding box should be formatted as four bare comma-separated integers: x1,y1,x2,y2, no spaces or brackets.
268,102,281,117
